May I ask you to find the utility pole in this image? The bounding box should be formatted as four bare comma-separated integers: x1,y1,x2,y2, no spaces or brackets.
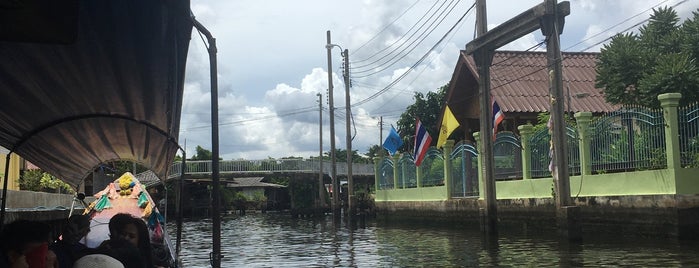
543,0,571,208
325,31,340,215
342,49,355,216
317,93,325,213
474,0,498,236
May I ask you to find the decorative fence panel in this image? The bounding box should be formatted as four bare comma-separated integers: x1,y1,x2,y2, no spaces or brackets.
529,123,580,178
589,106,666,173
493,131,522,180
419,148,445,187
450,141,479,198
397,154,417,188
680,102,699,168
378,157,395,190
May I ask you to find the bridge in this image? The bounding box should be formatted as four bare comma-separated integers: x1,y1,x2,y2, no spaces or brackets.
167,159,375,179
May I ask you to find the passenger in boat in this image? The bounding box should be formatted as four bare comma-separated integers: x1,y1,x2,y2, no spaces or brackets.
73,254,124,268
99,214,153,268
50,215,92,268
99,240,144,268
0,219,53,268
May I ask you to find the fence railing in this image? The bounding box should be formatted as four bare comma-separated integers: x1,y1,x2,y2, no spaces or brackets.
529,123,580,178
450,141,479,198
589,106,666,173
168,159,375,179
679,102,699,168
375,93,692,198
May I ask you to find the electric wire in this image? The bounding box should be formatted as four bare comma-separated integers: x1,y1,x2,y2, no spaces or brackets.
351,0,449,68
564,0,672,51
351,0,462,77
184,106,317,131
352,0,422,55
579,0,689,52
369,2,474,115
352,3,477,107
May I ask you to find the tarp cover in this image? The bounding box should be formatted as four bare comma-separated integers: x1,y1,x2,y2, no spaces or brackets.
0,0,193,188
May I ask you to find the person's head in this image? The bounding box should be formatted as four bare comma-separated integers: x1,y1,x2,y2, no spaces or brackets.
103,240,145,268
74,254,125,268
62,214,91,243
0,220,52,267
108,214,140,247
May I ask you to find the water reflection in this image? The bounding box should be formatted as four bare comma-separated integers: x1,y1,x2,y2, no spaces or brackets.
170,213,699,267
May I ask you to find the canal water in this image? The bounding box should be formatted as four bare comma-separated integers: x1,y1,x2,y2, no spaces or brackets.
172,213,699,267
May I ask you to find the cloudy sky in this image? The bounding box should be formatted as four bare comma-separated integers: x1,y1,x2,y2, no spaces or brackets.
179,0,698,160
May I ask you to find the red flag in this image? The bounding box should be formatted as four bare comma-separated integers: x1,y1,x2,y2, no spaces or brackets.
492,98,504,140
413,119,432,166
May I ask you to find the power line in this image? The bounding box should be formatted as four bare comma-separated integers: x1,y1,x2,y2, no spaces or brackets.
564,0,673,51
352,2,477,107
352,0,421,55
579,0,689,52
370,4,473,115
351,0,449,68
184,106,317,131
351,0,462,76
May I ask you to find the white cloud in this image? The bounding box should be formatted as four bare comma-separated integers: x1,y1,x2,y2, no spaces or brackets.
178,0,699,161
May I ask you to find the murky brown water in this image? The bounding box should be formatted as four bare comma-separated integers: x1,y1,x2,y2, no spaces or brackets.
171,213,699,267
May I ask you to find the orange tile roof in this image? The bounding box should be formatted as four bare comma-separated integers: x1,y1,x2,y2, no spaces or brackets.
459,50,619,113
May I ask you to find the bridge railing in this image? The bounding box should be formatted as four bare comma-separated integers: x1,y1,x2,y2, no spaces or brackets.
167,159,375,179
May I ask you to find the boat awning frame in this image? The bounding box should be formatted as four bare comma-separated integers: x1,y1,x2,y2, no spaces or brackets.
0,0,193,188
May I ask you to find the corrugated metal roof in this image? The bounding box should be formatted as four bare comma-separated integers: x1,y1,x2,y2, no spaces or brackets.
463,50,619,113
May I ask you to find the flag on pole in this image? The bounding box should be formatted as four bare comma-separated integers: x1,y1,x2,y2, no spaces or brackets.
382,126,403,156
437,105,460,148
413,119,432,166
492,98,504,140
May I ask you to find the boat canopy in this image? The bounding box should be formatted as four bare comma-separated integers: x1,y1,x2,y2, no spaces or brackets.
0,0,193,188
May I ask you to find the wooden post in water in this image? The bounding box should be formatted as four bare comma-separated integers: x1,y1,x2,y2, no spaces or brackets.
465,0,572,238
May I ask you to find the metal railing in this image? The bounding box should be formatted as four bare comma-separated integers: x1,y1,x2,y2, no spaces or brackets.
679,102,699,168
167,159,375,179
589,106,666,173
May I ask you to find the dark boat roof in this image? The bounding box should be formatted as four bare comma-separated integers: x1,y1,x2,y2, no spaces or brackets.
0,0,193,188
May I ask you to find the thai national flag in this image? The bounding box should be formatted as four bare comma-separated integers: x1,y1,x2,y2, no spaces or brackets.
413,119,432,167
492,99,504,140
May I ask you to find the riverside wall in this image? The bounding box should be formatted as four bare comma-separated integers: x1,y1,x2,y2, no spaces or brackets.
375,194,699,239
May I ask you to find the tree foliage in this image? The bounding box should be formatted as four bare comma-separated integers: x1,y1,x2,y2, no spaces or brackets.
596,7,699,107
395,84,448,153
19,169,74,194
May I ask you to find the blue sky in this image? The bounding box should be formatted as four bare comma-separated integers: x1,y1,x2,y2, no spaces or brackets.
178,0,699,160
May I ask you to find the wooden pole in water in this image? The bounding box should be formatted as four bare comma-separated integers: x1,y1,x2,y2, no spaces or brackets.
474,0,498,235
190,17,222,267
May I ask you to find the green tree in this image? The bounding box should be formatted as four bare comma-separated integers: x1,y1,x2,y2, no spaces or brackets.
324,148,369,164
366,144,382,159
19,169,74,193
596,7,699,108
191,145,213,160
396,84,448,152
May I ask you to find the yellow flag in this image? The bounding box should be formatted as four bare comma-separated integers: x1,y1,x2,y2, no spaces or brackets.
437,105,460,148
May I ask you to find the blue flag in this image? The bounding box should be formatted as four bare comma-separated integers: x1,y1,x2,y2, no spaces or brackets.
383,126,403,156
